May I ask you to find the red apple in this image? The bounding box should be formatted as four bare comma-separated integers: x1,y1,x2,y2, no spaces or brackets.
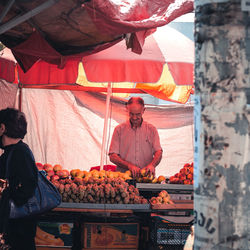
180,173,186,180
57,170,69,178
62,170,69,178
57,170,65,178
184,179,191,185
173,178,179,184
175,173,181,178
47,170,55,177
51,175,60,182
180,168,186,175
53,164,63,172
184,167,191,175
151,199,157,204
169,176,175,183
184,163,190,168
36,162,44,171
43,163,53,172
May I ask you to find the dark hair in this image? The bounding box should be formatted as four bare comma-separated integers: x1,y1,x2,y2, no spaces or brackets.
126,97,144,107
0,108,27,139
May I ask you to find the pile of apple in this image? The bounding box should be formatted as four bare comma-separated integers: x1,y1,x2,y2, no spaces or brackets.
36,163,167,184
150,190,174,205
36,163,69,182
36,163,133,182
168,162,194,185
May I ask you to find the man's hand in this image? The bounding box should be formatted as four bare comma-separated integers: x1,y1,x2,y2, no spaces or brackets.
143,164,155,177
128,164,141,178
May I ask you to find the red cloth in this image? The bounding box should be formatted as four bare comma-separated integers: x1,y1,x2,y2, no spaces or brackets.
90,165,117,172
12,31,122,73
10,0,193,72
85,0,194,54
0,49,18,83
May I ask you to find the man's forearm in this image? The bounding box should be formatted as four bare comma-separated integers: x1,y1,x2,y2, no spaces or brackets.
109,153,131,171
150,150,163,167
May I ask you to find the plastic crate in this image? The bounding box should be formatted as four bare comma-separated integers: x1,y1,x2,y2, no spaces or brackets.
150,221,191,249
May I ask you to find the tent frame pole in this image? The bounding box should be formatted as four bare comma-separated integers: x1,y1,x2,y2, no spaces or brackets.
18,83,22,112
100,82,112,170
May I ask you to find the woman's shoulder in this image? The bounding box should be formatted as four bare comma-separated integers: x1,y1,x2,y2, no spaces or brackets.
11,141,33,157
13,140,29,150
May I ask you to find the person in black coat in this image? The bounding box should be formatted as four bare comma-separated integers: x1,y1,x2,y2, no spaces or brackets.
0,108,38,250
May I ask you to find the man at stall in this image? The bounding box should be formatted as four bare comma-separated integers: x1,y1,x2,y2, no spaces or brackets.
109,97,162,178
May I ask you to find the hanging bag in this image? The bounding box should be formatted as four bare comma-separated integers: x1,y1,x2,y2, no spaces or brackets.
6,148,62,219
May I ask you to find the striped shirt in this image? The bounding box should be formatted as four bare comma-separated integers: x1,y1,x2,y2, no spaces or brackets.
109,120,162,171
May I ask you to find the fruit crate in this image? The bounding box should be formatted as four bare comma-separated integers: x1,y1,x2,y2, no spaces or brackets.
150,219,192,249
136,183,193,201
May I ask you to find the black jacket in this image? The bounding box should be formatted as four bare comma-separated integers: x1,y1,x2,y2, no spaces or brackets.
0,141,38,233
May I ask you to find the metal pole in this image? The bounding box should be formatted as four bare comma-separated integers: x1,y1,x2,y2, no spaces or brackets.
18,83,22,112
100,83,112,170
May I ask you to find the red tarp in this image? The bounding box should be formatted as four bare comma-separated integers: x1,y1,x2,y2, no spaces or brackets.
1,0,193,72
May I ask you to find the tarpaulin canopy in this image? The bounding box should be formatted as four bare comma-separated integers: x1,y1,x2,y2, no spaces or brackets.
0,18,194,174
0,0,193,72
0,24,194,104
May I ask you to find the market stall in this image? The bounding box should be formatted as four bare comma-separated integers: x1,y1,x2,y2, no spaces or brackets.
0,24,194,249
33,163,194,250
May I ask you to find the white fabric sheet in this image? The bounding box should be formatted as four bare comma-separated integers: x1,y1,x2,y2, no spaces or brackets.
0,83,194,176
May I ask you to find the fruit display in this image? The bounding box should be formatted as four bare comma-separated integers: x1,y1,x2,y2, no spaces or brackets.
168,162,194,185
36,163,148,204
36,162,193,205
36,162,167,184
150,190,174,205
135,169,166,183
57,177,148,204
70,169,132,182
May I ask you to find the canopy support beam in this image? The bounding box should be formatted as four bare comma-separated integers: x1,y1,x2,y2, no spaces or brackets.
0,0,58,34
20,84,146,93
0,0,15,23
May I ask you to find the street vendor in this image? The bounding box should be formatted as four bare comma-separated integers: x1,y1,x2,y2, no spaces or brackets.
109,97,162,178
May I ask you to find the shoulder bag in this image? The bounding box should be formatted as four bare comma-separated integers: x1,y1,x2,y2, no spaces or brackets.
6,148,62,219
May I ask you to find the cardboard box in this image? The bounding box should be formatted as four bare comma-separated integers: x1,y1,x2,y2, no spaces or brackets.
83,223,139,249
35,222,74,247
170,194,192,200
82,249,137,250
37,248,70,250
